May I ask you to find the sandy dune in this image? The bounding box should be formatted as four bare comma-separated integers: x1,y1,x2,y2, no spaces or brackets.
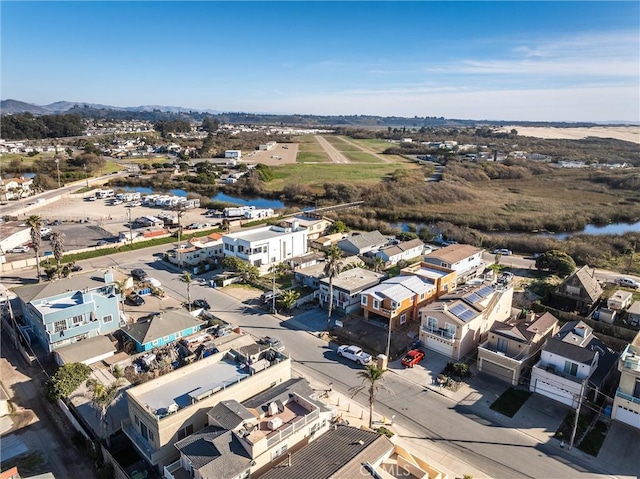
499,126,640,144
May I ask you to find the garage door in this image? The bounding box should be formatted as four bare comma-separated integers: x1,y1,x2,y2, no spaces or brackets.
531,378,574,407
480,359,515,384
424,336,453,357
615,405,640,429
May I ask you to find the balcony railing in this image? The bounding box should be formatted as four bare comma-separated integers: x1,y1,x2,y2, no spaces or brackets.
616,388,640,405
265,408,320,449
163,459,183,479
122,418,155,461
421,326,454,341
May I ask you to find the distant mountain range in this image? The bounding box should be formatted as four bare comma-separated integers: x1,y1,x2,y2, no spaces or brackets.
0,99,220,115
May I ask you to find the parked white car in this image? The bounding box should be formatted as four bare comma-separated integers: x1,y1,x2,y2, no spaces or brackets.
9,245,30,253
337,345,372,365
615,277,639,289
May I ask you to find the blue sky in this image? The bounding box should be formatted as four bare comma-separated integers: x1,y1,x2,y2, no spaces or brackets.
2,1,639,122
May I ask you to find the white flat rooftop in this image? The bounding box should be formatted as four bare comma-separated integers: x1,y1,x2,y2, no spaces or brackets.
411,266,449,280
133,358,249,414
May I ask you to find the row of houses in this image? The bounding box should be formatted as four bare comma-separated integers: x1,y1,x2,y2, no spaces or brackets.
0,176,34,201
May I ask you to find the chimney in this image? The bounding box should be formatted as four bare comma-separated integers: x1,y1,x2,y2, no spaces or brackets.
287,453,292,467
528,311,536,322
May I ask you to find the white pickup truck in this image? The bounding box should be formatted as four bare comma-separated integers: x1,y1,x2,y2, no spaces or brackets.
337,345,372,365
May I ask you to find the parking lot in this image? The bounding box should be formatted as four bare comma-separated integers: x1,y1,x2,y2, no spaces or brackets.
3,194,212,257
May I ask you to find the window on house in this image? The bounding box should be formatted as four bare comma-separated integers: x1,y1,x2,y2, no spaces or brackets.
238,245,245,253
633,380,640,399
400,314,407,325
72,315,83,326
373,299,380,310
271,444,288,461
444,323,456,338
135,415,139,426
361,296,367,306
564,361,578,377
420,293,425,300
103,315,113,323
497,338,507,353
442,263,450,268
427,317,437,330
177,424,194,440
54,320,67,333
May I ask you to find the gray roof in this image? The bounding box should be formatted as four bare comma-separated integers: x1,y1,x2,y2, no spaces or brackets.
122,309,202,346
557,266,603,303
55,335,116,365
338,230,387,252
208,400,255,430
15,274,110,303
174,426,251,478
322,267,385,292
628,300,640,315
242,377,318,412
260,425,393,479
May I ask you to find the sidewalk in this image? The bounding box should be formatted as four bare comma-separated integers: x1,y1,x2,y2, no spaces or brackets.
298,370,490,479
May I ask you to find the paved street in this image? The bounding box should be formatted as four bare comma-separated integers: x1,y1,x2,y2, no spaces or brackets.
3,249,639,478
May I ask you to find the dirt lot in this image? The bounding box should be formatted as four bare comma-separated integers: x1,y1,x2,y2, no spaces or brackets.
498,125,640,143
0,339,98,478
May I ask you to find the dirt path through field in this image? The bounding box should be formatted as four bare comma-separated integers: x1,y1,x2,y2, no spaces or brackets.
337,136,391,163
314,135,351,163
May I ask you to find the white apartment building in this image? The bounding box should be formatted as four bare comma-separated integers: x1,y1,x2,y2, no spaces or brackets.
222,223,308,274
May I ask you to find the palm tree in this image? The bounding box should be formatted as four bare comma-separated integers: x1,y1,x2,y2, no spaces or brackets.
221,218,230,232
84,378,123,443
113,279,128,317
25,215,43,282
323,245,344,331
350,364,392,429
372,256,385,273
183,271,193,312
50,231,65,278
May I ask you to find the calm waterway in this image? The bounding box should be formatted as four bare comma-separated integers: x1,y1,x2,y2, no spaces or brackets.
120,186,285,209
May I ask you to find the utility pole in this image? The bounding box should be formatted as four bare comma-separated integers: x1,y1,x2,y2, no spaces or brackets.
627,241,637,274
127,208,133,244
272,266,277,314
569,380,587,450
55,158,61,188
385,320,393,360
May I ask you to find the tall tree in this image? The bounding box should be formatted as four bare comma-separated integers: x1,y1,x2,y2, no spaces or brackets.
350,364,392,429
50,231,65,278
323,245,344,331
25,215,43,282
113,279,128,318
372,256,385,273
84,378,123,443
182,271,193,312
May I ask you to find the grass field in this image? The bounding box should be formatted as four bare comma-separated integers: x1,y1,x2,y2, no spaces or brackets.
348,138,396,152
342,151,383,163
296,136,331,163
322,135,363,151
265,161,420,192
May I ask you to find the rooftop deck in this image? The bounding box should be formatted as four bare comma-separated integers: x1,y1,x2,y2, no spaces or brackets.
133,357,249,416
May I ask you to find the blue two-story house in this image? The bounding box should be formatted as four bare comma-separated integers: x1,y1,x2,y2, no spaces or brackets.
121,309,203,352
16,271,121,353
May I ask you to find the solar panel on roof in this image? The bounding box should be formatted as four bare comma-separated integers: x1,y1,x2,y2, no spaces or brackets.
466,293,482,304
449,303,465,315
449,303,476,322
476,286,494,298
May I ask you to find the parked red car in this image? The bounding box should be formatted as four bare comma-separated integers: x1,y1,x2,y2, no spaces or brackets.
401,349,425,368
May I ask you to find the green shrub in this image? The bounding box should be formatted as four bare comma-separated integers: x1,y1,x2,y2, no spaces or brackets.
48,362,91,400
376,426,395,438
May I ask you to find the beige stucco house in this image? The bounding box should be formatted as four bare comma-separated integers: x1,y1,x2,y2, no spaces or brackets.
477,312,559,385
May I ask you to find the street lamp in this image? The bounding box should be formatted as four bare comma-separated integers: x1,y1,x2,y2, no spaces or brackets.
127,208,134,244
